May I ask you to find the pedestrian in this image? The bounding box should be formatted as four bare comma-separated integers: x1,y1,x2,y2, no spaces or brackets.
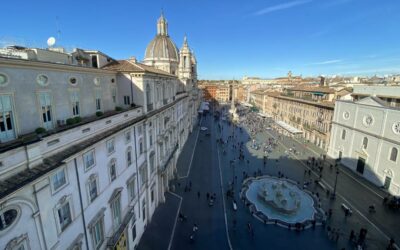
349,230,355,241
197,191,200,199
206,192,210,200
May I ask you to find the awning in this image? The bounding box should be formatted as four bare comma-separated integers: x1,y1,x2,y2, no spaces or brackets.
275,121,302,134
258,112,272,118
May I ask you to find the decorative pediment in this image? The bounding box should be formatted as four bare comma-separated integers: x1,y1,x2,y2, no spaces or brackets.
356,148,369,158
356,96,386,107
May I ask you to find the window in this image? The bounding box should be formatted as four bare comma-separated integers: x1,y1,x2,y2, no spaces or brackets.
91,217,104,249
125,131,131,143
95,89,102,111
57,201,72,231
390,147,398,162
142,199,146,221
88,175,98,202
52,169,67,192
69,77,77,85
362,137,368,149
0,95,15,142
138,125,143,135
111,196,121,229
91,56,98,68
70,90,80,116
139,163,147,187
38,92,53,129
139,139,144,155
149,130,153,146
341,129,346,140
150,152,155,174
124,96,130,105
0,73,8,86
146,84,152,104
106,139,115,154
83,150,95,170
111,88,117,104
127,176,136,202
126,147,132,167
0,208,18,231
151,189,154,203
37,74,49,86
109,159,117,182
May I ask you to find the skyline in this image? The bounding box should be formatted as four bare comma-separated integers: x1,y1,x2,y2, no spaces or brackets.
1,0,400,79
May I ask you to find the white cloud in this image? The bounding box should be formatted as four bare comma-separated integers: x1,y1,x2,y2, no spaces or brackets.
309,59,343,65
253,0,312,16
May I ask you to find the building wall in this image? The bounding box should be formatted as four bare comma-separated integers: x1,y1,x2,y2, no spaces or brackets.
263,94,334,151
328,99,400,195
0,61,198,250
0,59,117,138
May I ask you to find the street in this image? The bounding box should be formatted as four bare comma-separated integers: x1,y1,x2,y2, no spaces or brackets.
138,108,399,250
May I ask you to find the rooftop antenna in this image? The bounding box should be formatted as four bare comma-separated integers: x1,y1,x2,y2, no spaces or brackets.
56,16,61,42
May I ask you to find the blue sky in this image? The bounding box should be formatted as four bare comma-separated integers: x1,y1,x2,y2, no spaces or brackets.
1,0,400,79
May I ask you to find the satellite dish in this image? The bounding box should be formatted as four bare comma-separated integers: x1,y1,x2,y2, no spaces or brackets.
47,37,56,47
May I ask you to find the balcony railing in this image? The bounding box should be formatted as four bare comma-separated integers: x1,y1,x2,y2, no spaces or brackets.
147,103,154,111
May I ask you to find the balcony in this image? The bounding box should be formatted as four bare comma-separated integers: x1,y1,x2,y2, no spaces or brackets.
106,206,135,248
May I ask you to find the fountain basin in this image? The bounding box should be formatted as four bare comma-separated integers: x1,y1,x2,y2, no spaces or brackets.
242,176,321,225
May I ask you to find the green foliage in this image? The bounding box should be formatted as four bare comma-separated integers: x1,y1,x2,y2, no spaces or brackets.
66,118,75,125
96,111,104,117
115,106,123,111
35,127,46,134
73,116,82,123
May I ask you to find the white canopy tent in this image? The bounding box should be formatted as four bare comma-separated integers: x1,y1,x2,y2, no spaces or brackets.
275,121,302,134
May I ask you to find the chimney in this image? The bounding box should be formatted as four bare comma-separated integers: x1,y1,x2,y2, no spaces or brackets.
129,56,137,63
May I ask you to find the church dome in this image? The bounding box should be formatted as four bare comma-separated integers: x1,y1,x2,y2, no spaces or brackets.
144,35,179,61
144,13,179,62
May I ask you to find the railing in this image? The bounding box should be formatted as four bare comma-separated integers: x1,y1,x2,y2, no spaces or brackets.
147,103,154,111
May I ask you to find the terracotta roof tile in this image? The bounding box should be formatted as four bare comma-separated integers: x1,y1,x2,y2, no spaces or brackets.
102,60,175,77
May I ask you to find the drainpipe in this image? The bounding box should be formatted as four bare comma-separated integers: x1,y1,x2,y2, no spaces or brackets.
32,187,47,250
133,126,141,218
74,158,89,250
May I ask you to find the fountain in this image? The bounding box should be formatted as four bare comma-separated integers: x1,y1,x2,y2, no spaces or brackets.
241,175,324,226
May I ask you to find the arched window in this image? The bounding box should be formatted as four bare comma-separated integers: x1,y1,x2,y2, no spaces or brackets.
126,146,132,167
390,147,398,162
362,137,368,149
109,159,117,182
341,129,346,140
146,84,152,105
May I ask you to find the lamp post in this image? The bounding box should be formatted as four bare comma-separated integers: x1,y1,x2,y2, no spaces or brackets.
331,169,340,200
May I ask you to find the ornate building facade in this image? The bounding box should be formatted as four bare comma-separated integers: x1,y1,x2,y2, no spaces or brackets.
250,87,335,151
328,96,400,196
0,14,199,250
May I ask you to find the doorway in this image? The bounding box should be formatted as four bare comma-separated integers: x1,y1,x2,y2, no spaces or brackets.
356,157,365,174
384,176,392,190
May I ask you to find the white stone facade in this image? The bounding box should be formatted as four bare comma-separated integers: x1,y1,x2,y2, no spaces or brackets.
0,15,199,250
328,97,400,196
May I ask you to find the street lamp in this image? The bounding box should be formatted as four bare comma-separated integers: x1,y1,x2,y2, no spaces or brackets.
331,169,340,200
